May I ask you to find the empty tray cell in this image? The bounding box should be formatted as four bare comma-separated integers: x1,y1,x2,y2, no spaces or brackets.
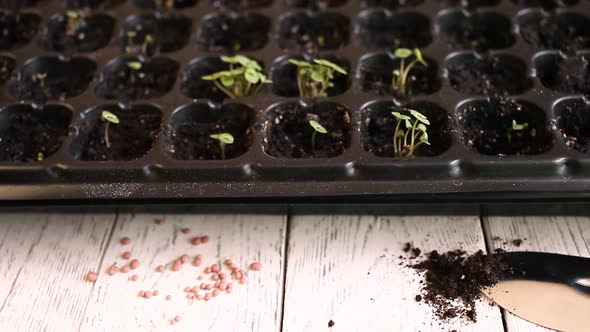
181,56,268,102
509,0,578,9
446,52,532,96
212,0,271,8
40,11,115,53
360,0,423,9
132,0,198,9
165,103,255,160
64,0,125,9
457,98,553,156
0,103,72,162
285,0,345,9
277,11,350,53
439,0,499,8
270,55,349,98
8,56,96,102
361,100,452,158
358,51,440,99
518,10,590,53
534,52,590,94
0,0,39,9
120,13,192,56
436,10,515,51
356,10,431,50
554,97,590,153
71,104,162,161
0,11,40,50
0,54,15,85
95,56,179,101
262,101,351,158
196,12,270,53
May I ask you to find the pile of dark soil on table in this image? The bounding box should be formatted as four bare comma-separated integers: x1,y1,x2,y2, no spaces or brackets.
412,250,509,322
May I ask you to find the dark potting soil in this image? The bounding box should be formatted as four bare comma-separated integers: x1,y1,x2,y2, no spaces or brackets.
165,103,255,160
132,0,198,9
509,0,578,10
120,13,191,56
447,54,531,96
555,98,590,153
73,105,162,161
356,10,432,50
212,0,271,8
64,0,125,8
286,0,344,9
458,98,553,156
196,13,270,53
263,102,351,158
0,55,15,85
438,11,514,51
40,12,115,53
519,12,590,53
0,12,40,50
412,250,509,322
0,105,71,162
441,0,499,8
277,12,349,54
537,55,590,95
360,0,423,8
359,53,440,99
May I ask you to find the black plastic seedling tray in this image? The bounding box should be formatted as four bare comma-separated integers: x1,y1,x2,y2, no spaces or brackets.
1,0,590,205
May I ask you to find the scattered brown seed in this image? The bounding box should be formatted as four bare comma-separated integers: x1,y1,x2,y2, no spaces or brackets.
224,259,232,266
200,236,209,244
171,263,181,272
211,264,220,273
174,315,181,322
184,286,191,293
195,293,202,300
153,290,159,296
156,265,165,272
192,256,202,266
205,284,213,290
191,286,199,293
212,274,219,281
165,295,172,301
155,218,165,225
139,290,145,297
181,255,190,263
227,283,233,289
250,262,262,271
181,228,191,234
144,291,152,298
129,259,140,270
130,274,138,282
205,267,211,274
197,275,203,280
328,320,335,328
219,283,227,291
191,237,201,245
107,264,118,276
121,251,132,260
120,237,131,245
120,265,130,273
212,289,220,297
204,293,211,301
226,288,233,294
219,273,227,280
240,276,247,284
86,271,98,282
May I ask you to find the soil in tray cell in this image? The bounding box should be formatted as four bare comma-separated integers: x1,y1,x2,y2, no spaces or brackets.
358,51,440,100
64,0,126,8
509,0,578,10
518,10,590,53
0,55,15,85
554,97,590,154
71,104,162,161
0,11,40,50
285,0,345,9
446,53,532,96
437,10,515,51
262,101,351,158
439,0,499,8
534,52,590,95
360,0,422,9
212,0,271,9
277,11,350,54
40,11,115,54
362,100,452,158
119,13,192,56
132,0,198,9
165,103,255,160
356,10,431,50
0,104,72,162
457,98,553,156
196,12,270,53
8,56,96,102
0,0,40,9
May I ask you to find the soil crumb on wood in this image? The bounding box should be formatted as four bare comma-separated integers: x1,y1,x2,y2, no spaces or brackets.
411,250,508,322
328,319,335,327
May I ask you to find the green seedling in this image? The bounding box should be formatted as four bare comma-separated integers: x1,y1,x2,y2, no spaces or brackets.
309,119,328,152
202,55,271,99
210,133,234,160
288,59,347,99
391,48,427,96
141,34,154,55
65,10,85,37
512,120,529,131
101,110,120,148
34,72,47,89
391,109,430,157
37,152,44,161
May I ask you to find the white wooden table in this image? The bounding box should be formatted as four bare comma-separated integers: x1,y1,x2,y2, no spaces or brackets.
0,208,588,332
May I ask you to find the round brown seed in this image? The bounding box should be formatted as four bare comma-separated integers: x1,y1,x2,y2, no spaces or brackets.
121,251,132,260
156,265,165,272
250,262,262,271
200,236,209,244
144,291,152,298
165,295,172,301
181,228,191,234
212,289,220,297
120,237,131,245
174,315,181,322
180,255,190,263
211,264,220,273
86,271,98,282
153,290,159,296
139,290,145,297
191,237,201,245
130,274,138,282
121,265,130,273
129,259,140,270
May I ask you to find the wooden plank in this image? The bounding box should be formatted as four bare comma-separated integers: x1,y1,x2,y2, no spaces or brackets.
80,213,287,332
0,212,116,332
483,216,590,332
282,215,505,332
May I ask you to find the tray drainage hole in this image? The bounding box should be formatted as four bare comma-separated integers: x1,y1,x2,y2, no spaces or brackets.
437,10,515,51
554,97,590,154
262,101,351,159
534,52,590,95
164,103,256,160
40,12,115,54
518,10,590,53
196,13,271,53
0,11,41,51
0,104,72,162
132,0,198,10
361,100,452,158
356,10,431,50
277,11,350,54
509,0,578,10
445,52,532,96
119,13,192,56
71,104,163,161
358,51,440,100
457,98,553,156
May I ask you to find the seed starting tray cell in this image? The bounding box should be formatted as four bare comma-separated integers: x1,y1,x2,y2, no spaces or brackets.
1,0,590,203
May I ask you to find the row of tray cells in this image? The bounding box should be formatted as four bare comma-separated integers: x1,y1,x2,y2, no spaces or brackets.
1,8,590,54
6,0,583,10
1,97,589,162
0,51,588,102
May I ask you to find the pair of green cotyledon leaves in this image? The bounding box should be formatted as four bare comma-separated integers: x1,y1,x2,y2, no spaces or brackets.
202,55,272,87
392,109,431,145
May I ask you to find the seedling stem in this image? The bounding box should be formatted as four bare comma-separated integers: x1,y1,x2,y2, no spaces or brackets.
210,133,234,160
391,48,427,96
101,111,120,148
289,59,347,99
309,120,328,152
202,56,271,99
391,109,430,157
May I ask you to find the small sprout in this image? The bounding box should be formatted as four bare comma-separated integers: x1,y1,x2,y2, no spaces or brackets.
289,58,347,99
391,109,430,157
65,10,85,37
34,72,47,88
210,133,234,160
202,55,271,98
37,152,44,161
127,61,143,70
512,120,529,131
101,111,120,148
309,119,328,152
391,48,428,96
141,34,154,55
